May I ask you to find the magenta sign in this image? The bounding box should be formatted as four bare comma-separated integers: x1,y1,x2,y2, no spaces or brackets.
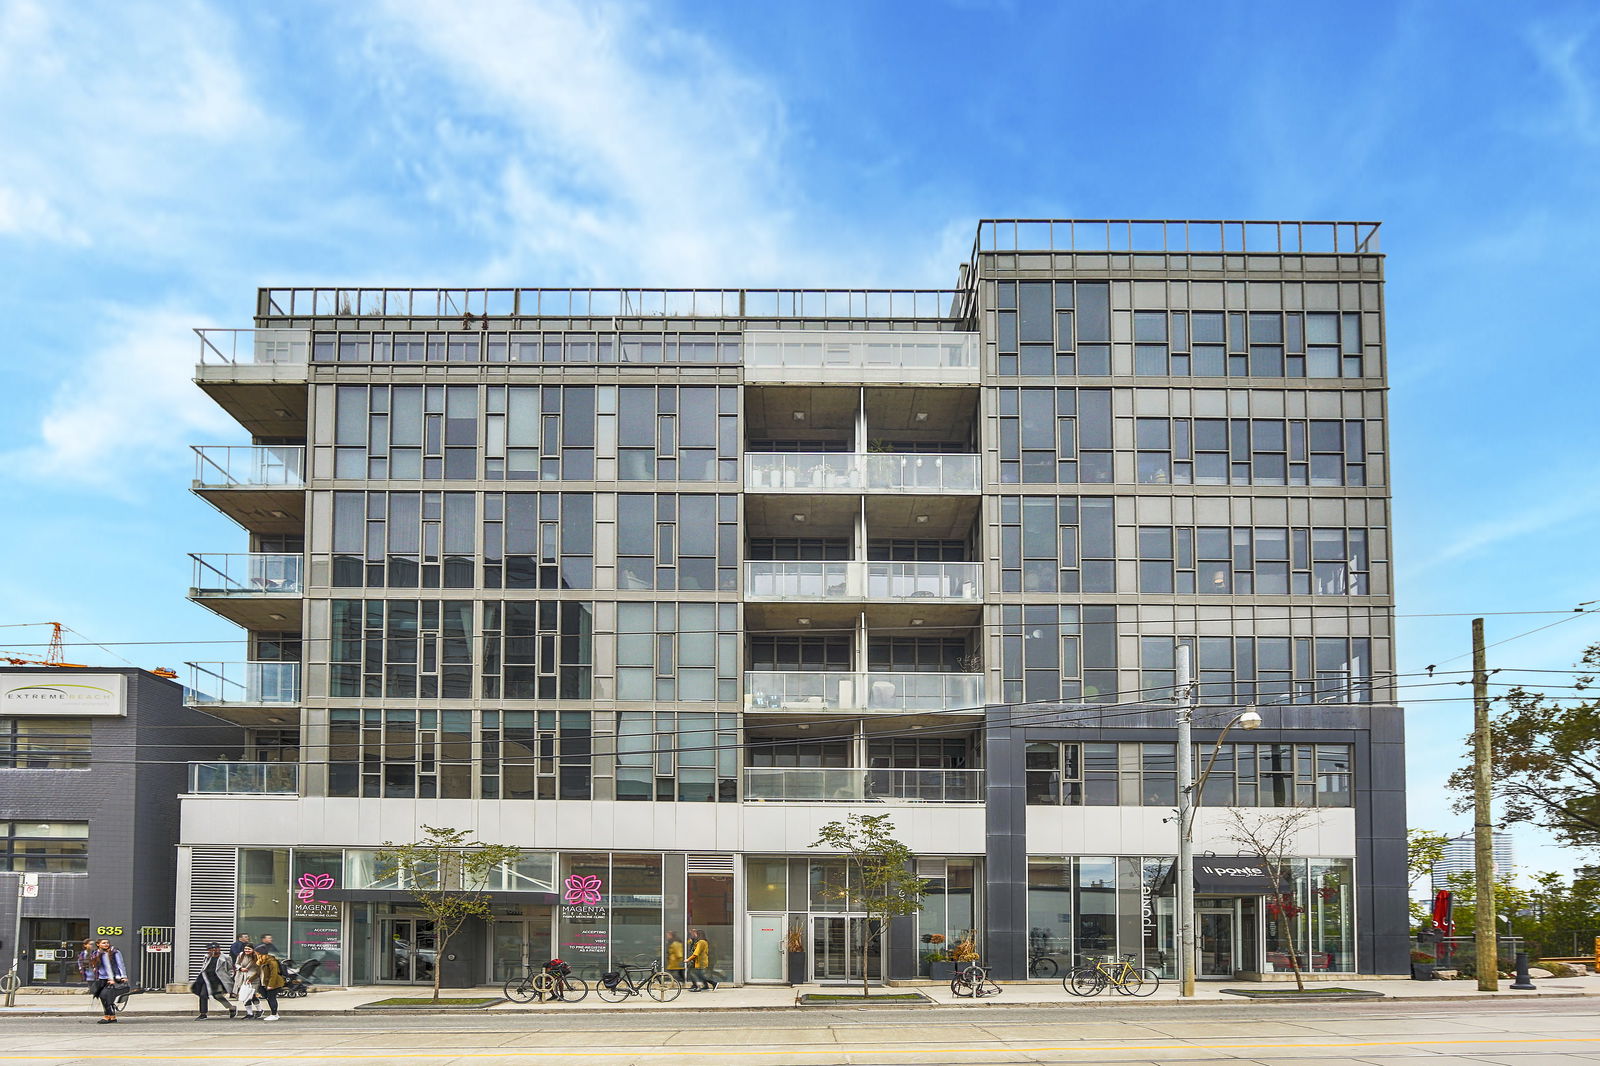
297,873,335,903
563,874,603,906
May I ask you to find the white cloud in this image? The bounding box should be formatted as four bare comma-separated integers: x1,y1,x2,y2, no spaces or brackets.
5,307,237,492
0,0,275,251
368,0,853,286
1526,17,1600,146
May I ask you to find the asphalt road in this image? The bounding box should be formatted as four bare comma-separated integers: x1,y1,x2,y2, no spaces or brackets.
2,999,1598,1065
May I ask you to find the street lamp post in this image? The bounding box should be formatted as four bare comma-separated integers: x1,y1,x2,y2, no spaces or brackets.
1175,645,1262,998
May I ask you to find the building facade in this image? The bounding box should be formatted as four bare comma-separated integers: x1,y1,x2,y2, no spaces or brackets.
1431,832,1515,893
0,668,241,987
176,218,1406,986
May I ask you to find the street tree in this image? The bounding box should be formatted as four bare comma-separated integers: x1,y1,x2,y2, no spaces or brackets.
1223,806,1317,991
812,814,928,998
1408,829,1451,928
376,825,522,1001
1447,643,1600,849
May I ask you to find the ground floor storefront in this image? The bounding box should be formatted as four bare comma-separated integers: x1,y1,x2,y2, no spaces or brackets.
177,845,1365,988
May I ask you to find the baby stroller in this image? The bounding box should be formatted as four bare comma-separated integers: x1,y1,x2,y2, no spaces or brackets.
279,957,321,998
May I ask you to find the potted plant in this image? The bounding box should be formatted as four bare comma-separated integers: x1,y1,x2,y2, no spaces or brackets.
1410,948,1436,981
922,933,952,981
947,934,981,980
785,924,808,986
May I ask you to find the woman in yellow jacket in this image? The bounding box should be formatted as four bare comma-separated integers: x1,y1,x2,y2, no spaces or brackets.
685,928,716,991
665,931,685,985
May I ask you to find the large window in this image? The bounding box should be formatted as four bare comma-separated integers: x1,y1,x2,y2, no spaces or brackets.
1136,417,1368,487
484,493,593,590
328,600,473,698
998,497,1116,593
1135,526,1373,596
1025,741,1352,808
328,709,472,799
1000,605,1118,705
0,718,90,769
332,491,475,588
616,386,739,482
617,494,739,592
3,821,88,873
617,603,739,702
996,388,1113,484
1139,635,1373,706
481,600,593,700
616,711,738,802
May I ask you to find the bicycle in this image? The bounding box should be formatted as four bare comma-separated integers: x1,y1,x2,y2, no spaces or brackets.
950,961,1001,998
1063,953,1158,997
596,958,681,1003
504,959,590,1003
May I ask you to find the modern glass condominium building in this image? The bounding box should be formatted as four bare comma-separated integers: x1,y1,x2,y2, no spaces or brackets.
178,219,1406,987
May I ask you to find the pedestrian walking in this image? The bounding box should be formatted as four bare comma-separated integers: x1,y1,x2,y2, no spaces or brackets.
190,943,236,1020
228,934,251,961
232,945,262,1019
685,929,715,991
258,934,277,956
88,938,130,1023
255,941,285,1021
665,931,684,984
76,938,97,990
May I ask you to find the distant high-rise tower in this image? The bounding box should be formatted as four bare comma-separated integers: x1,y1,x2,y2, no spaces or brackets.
1432,831,1514,891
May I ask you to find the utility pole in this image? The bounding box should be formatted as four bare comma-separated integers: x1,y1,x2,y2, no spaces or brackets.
1472,617,1497,992
1176,644,1197,998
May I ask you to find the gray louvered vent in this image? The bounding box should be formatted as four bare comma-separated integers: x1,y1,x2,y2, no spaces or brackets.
686,854,735,876
185,847,238,977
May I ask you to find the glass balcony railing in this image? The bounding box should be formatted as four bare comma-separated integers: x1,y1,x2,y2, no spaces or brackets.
745,562,858,599
864,672,985,711
745,561,980,601
743,330,978,380
745,453,862,491
744,672,984,712
196,328,310,367
192,445,305,488
865,562,981,601
864,453,980,492
187,761,300,795
190,553,303,596
186,662,300,707
745,452,979,492
743,768,985,803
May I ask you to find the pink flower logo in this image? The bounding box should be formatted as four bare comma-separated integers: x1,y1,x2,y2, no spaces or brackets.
563,874,603,906
296,873,335,902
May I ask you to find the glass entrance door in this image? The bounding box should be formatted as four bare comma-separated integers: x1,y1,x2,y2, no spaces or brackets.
1198,909,1236,977
24,918,89,985
490,912,554,983
811,916,881,982
379,918,437,984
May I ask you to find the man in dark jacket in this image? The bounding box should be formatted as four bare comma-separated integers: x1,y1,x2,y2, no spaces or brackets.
228,934,251,961
190,943,236,1020
89,938,129,1023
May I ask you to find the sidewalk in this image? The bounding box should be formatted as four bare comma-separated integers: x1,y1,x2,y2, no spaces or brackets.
7,975,1599,1015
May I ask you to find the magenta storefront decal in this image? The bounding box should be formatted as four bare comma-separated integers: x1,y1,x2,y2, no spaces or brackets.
293,872,338,920
563,874,603,906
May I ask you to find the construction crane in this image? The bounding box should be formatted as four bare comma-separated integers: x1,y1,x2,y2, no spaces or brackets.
0,621,178,679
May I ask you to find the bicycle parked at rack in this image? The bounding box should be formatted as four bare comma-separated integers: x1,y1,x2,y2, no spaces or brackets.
1063,952,1158,997
950,961,1001,998
597,958,681,1003
504,958,590,1003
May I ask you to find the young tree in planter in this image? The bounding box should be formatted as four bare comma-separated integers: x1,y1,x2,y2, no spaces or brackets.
1223,806,1316,991
376,825,522,1001
812,814,928,998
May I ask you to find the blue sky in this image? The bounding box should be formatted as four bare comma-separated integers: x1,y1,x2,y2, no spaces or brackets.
2,0,1598,880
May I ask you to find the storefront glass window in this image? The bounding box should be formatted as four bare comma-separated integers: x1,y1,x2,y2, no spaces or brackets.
945,860,978,950
746,858,787,911
1141,858,1176,977
689,873,734,985
1076,857,1116,956
557,853,611,975
1262,858,1309,973
610,854,664,968
290,849,342,985
238,848,290,950
1308,858,1354,972
809,860,848,911
1027,859,1072,971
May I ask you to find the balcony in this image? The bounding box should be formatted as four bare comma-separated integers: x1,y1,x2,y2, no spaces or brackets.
744,767,985,803
743,330,979,385
186,761,300,796
191,445,305,535
745,453,979,494
744,671,984,713
194,329,309,438
745,561,981,602
185,662,300,724
188,554,304,629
